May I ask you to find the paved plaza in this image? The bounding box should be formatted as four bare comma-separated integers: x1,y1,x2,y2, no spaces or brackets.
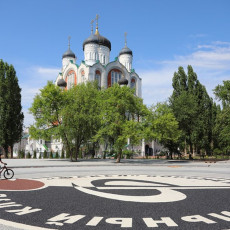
0,159,230,229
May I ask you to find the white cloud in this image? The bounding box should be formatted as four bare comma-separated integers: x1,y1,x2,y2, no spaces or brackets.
164,44,230,69
20,41,230,127
22,109,35,128
138,41,230,106
20,66,59,127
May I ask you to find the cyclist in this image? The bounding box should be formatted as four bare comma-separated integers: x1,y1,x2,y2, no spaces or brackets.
0,151,7,178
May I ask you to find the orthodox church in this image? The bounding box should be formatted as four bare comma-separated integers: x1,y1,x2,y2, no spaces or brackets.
55,16,142,97
13,17,164,158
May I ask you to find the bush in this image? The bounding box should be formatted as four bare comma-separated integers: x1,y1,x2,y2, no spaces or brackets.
122,149,133,159
213,148,221,156
33,150,37,159
43,150,48,159
49,151,53,159
103,150,108,159
61,149,65,159
39,153,42,159
66,150,70,159
55,151,59,159
79,149,83,159
27,152,31,159
19,150,25,158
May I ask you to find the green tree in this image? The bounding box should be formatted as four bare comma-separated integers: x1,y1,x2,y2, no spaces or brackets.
55,151,59,159
0,60,7,153
214,80,230,107
211,102,221,152
61,81,101,161
147,103,181,159
50,151,53,159
43,150,48,159
170,65,213,157
213,80,230,154
30,81,101,161
29,81,73,160
33,150,37,159
0,60,24,158
213,107,230,155
61,149,65,159
95,84,148,163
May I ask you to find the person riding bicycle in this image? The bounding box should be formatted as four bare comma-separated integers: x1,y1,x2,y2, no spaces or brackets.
0,153,6,164
0,151,7,178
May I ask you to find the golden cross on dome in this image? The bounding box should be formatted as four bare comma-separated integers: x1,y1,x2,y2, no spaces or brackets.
68,36,71,50
90,19,94,34
124,32,127,47
95,14,100,35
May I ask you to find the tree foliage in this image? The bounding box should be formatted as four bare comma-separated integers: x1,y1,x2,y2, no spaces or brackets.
147,103,181,158
214,80,230,107
0,60,24,158
29,81,101,161
94,84,148,163
170,65,213,156
61,81,101,161
213,80,230,154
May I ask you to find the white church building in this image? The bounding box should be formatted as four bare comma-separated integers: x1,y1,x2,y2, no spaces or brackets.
19,16,163,158
55,17,142,97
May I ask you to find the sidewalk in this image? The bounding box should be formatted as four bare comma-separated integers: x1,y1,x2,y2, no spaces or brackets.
3,159,116,168
2,158,230,169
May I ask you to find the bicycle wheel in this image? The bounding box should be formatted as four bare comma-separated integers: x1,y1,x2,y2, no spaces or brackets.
3,169,14,179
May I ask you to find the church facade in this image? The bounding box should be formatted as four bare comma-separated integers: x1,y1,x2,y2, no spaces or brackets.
53,18,163,158
55,21,142,97
13,18,164,158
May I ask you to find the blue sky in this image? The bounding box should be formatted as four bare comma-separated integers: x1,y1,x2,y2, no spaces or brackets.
1,0,230,127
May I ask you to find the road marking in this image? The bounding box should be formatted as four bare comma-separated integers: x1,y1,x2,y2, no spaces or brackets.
0,218,57,230
96,186,230,190
73,184,187,203
0,179,45,191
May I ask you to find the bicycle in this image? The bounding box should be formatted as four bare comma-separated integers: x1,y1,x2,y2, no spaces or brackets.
0,163,14,179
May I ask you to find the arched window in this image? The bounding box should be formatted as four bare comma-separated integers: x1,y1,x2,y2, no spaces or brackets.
95,70,101,87
131,77,136,89
131,77,136,94
108,69,122,87
81,70,85,83
66,70,77,90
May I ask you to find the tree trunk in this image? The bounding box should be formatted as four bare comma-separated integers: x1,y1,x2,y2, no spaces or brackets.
184,139,187,156
116,148,122,163
75,146,79,162
189,142,193,156
192,145,196,157
103,142,108,159
70,148,73,161
3,144,8,158
62,132,72,162
10,145,13,158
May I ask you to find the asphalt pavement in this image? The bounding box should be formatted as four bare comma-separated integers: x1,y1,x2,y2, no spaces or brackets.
0,159,230,230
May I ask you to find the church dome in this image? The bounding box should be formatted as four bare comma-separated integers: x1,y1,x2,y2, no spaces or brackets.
57,78,67,88
62,48,76,59
118,77,128,86
119,46,133,56
83,33,111,51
